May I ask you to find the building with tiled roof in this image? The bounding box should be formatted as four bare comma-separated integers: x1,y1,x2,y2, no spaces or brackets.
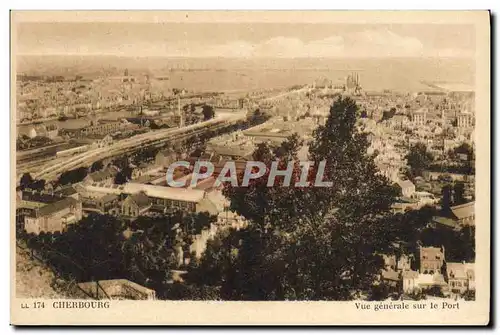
432,201,475,230
23,196,83,235
53,185,79,200
84,166,119,186
402,270,419,293
381,269,400,287
83,182,219,216
446,262,475,294
208,145,254,161
402,270,449,295
121,192,152,217
450,201,475,226
79,189,120,215
397,179,416,198
74,279,156,300
419,246,445,274
155,149,177,167
25,123,59,139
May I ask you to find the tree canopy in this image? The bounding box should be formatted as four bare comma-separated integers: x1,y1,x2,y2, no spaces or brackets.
405,142,434,177
188,96,402,300
25,213,126,282
202,105,215,121
23,212,217,298
380,107,397,122
454,142,474,159
453,182,466,206
20,173,34,189
114,166,132,185
57,166,89,186
90,161,104,172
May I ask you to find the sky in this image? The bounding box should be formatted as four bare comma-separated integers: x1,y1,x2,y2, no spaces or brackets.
15,21,475,59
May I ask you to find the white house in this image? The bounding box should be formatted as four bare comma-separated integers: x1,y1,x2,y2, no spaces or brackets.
397,179,416,198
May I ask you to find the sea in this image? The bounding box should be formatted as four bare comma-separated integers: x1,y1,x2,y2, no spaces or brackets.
16,55,475,93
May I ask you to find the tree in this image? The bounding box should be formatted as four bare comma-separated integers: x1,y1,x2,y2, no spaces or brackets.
90,161,104,172
453,181,466,205
441,184,452,214
248,108,270,124
124,213,217,296
442,127,455,139
112,155,130,171
25,213,126,282
405,142,434,177
184,230,235,288
190,97,400,300
21,210,220,299
458,225,476,262
223,133,305,231
402,166,415,182
462,290,476,301
114,166,132,185
20,173,34,189
30,179,46,191
368,283,391,301
454,142,474,161
437,173,453,184
123,222,178,294
382,205,436,257
360,110,368,118
57,166,88,186
420,226,475,263
424,285,445,297
381,108,397,121
407,290,427,301
114,172,127,185
202,105,215,121
190,148,204,158
132,147,159,165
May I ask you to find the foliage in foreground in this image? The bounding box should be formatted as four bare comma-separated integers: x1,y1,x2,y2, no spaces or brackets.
187,97,406,300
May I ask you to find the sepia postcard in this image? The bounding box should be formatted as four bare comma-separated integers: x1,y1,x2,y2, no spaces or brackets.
10,10,490,325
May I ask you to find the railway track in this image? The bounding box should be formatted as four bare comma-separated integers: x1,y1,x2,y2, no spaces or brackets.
31,113,246,182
